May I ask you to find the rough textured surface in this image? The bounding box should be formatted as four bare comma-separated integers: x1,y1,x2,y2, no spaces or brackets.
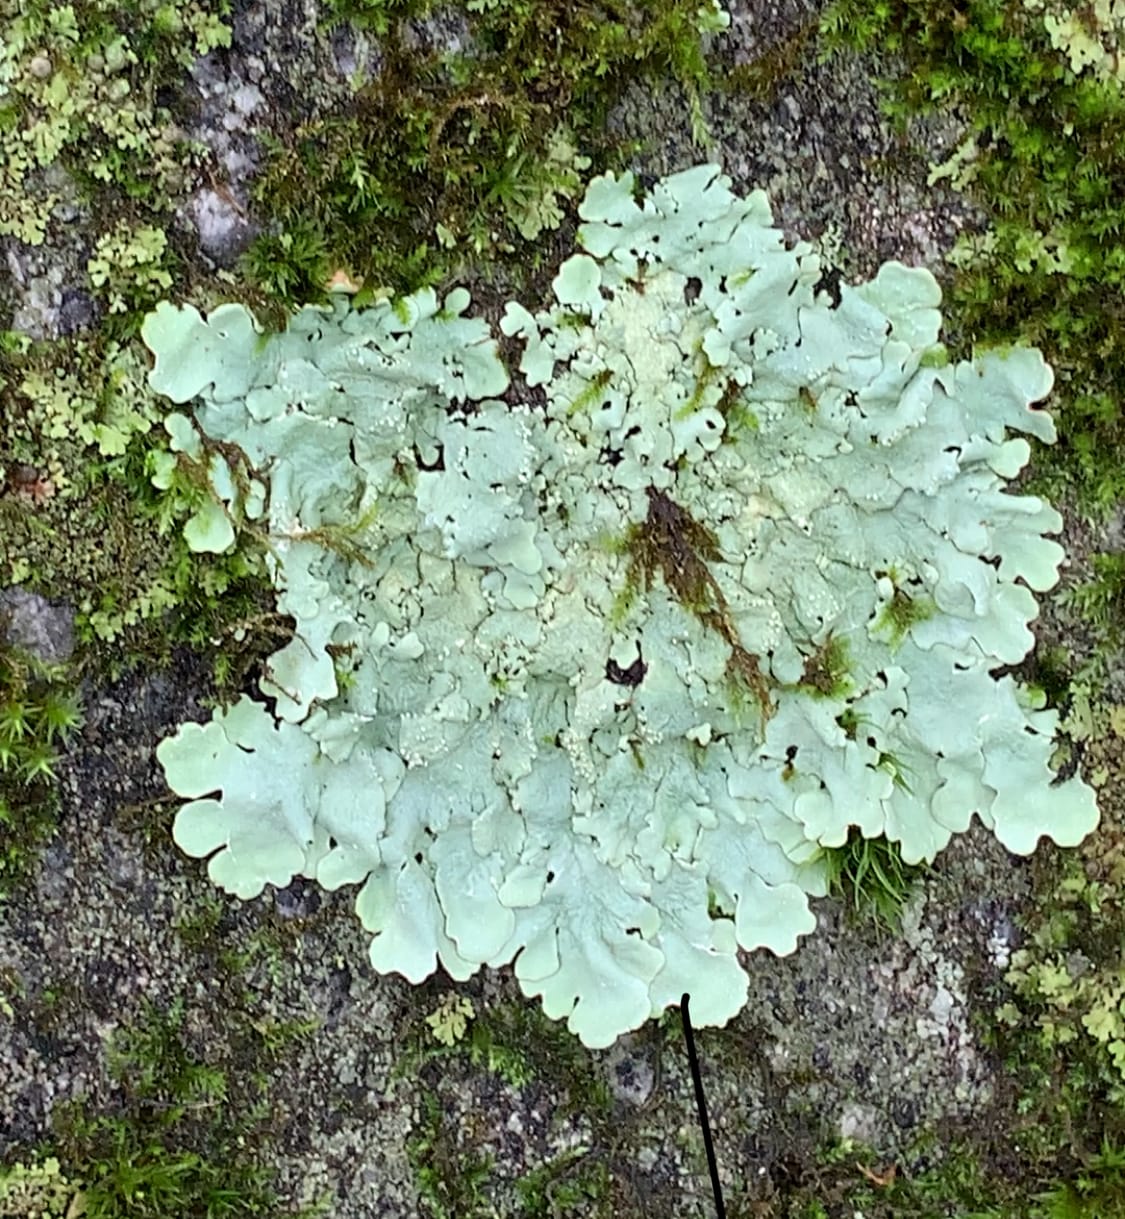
0,655,1052,1215
0,0,1109,1214
612,0,986,288
0,589,75,665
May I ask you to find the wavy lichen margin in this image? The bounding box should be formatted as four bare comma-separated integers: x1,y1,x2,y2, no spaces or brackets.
145,164,1098,1048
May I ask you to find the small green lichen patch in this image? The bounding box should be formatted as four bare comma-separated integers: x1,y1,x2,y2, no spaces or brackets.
1001,855,1125,1097
1026,0,1125,86
426,993,476,1047
871,571,938,649
86,221,177,319
0,1156,79,1219
0,0,230,245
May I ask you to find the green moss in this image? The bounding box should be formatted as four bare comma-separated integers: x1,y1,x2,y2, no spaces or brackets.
564,367,614,418
757,1114,1125,1217
795,632,853,699
816,0,1125,525
1000,856,1125,1102
818,829,926,929
172,888,227,951
1061,551,1125,645
515,1149,610,1219
872,578,936,648
397,996,620,1217
242,0,728,310
0,0,255,686
674,355,722,419
718,15,819,101
715,378,759,435
0,642,82,902
1033,1140,1125,1219
43,999,323,1219
407,1091,495,1219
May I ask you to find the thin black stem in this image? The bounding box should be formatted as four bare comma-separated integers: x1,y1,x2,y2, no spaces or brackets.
680,992,726,1219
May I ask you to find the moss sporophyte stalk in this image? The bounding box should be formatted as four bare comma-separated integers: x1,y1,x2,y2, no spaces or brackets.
145,165,1097,1049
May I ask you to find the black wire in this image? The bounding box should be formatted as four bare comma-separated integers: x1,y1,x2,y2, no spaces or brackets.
680,992,726,1219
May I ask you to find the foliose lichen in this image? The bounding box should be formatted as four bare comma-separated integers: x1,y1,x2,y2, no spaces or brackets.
145,164,1098,1048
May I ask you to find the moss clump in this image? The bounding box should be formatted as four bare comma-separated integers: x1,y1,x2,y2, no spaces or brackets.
43,1000,319,1219
0,642,82,901
796,632,853,699
242,0,729,311
718,14,820,101
819,829,927,929
0,0,281,681
398,996,617,1218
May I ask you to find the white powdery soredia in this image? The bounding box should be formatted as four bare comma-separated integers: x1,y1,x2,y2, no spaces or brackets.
145,164,1098,1049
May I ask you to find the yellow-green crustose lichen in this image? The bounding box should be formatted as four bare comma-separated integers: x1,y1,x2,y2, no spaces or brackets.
1024,0,1125,85
86,221,176,317
0,1157,80,1219
0,0,231,245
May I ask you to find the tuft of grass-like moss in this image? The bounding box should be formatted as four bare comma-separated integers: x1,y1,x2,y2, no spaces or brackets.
0,641,82,902
45,999,323,1219
819,829,927,930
